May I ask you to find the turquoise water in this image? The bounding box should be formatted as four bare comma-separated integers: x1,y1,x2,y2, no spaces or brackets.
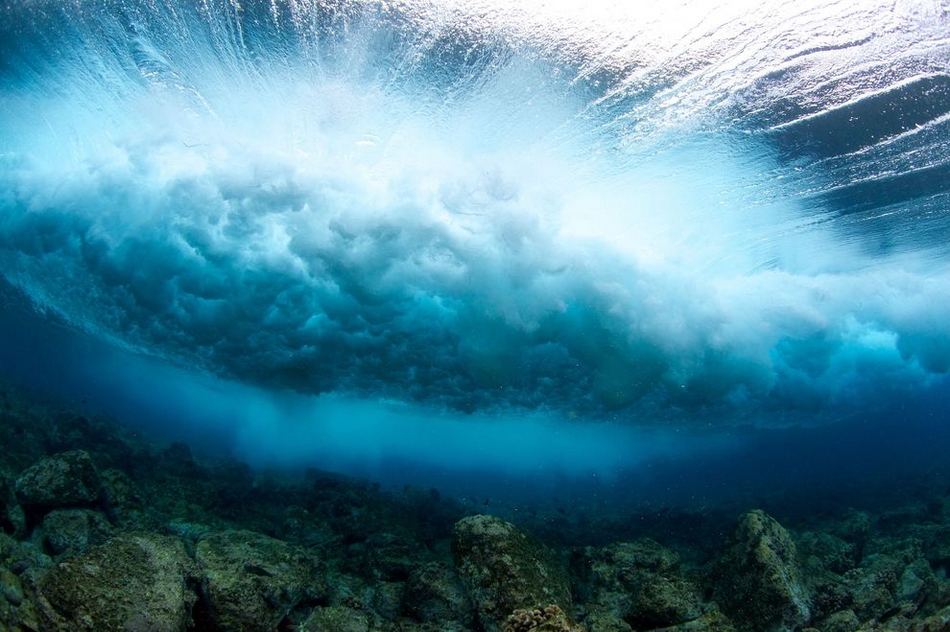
1,0,950,510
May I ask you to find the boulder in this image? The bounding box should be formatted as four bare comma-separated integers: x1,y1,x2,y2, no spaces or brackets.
502,604,586,632
452,514,572,632
577,539,705,629
15,450,101,511
100,467,147,527
35,532,198,631
300,605,372,632
195,529,325,631
650,610,737,631
713,510,811,632
0,563,40,631
405,560,475,627
40,508,113,557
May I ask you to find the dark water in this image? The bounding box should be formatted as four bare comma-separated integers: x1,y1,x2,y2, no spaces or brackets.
1,0,950,516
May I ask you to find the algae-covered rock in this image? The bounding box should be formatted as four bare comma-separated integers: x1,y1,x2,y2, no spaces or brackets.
841,553,902,620
35,532,198,631
300,605,372,632
821,608,860,632
577,539,705,629
650,610,737,631
713,509,811,632
15,450,102,511
196,529,326,631
100,467,147,527
405,560,475,627
453,514,572,632
371,580,405,620
502,604,586,632
40,508,113,557
582,604,633,632
0,563,40,631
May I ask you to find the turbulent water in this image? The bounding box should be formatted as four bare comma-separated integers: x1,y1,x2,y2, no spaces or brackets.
1,0,950,501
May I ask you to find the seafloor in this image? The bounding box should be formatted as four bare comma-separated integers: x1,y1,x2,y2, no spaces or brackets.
1,383,949,632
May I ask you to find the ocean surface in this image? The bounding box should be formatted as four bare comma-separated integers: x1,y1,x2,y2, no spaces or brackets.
2,0,950,516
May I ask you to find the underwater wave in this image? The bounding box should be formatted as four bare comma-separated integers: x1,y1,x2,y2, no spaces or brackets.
1,0,949,423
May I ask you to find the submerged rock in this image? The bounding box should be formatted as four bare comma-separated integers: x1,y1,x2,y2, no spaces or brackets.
576,539,706,629
14,450,102,512
0,563,40,631
300,605,372,632
713,510,811,632
502,604,586,632
34,532,197,631
453,514,573,632
39,508,113,557
650,610,737,631
405,560,475,627
99,467,147,527
1,479,27,539
195,529,326,631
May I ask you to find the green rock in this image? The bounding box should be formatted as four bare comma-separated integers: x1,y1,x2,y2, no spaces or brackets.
651,610,737,631
713,510,811,632
501,604,586,632
582,604,633,632
842,554,902,620
100,467,146,527
15,450,102,510
821,609,860,632
40,508,113,557
35,532,197,631
196,529,326,631
0,563,40,631
452,514,572,632
371,580,405,621
405,561,474,627
578,539,705,629
300,605,371,632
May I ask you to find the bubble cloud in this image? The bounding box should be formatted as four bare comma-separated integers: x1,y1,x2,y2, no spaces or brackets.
1,0,949,429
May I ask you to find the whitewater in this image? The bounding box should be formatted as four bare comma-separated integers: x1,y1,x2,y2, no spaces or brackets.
1,0,950,498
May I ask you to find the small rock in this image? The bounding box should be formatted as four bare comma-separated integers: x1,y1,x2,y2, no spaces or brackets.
100,467,145,526
301,605,371,632
650,610,737,631
40,508,113,557
842,554,902,620
821,609,860,632
0,563,40,631
196,529,326,632
897,558,936,605
15,450,101,511
577,539,705,629
405,561,474,626
372,580,405,620
582,605,633,632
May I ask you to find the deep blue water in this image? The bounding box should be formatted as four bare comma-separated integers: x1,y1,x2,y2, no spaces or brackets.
1,0,950,512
